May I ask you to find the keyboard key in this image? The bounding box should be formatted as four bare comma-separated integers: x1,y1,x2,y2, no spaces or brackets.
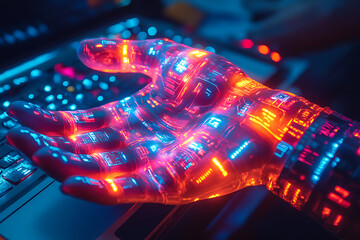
2,119,17,129
0,126,7,141
3,162,37,185
0,180,12,197
0,151,23,168
0,145,12,158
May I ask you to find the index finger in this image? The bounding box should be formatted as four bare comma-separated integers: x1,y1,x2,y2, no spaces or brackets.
77,38,188,79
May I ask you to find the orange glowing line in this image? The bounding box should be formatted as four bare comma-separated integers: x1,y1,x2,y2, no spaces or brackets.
283,182,291,196
182,136,194,146
212,158,228,177
333,215,342,226
196,168,213,184
335,186,350,198
105,179,118,192
327,192,351,208
292,189,301,204
209,194,220,199
95,44,103,48
123,44,128,55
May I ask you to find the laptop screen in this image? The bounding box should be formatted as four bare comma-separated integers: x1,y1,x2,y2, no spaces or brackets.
0,0,132,68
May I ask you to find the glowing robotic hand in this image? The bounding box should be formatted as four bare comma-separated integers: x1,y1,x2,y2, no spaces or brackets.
6,38,323,205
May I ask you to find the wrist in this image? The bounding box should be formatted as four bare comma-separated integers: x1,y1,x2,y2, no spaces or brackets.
269,108,360,238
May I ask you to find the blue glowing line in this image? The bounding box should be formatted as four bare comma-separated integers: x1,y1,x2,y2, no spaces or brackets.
0,51,57,82
311,138,343,183
230,141,250,160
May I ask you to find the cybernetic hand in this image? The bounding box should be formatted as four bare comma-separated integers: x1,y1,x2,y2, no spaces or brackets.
5,39,360,237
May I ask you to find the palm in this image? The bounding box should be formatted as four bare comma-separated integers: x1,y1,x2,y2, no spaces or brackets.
7,38,277,204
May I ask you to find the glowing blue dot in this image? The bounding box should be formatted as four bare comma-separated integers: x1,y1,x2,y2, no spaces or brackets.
47,103,56,110
107,23,125,34
312,175,319,182
147,27,157,36
183,38,192,46
30,69,42,77
69,104,77,110
173,35,182,43
62,99,68,105
97,96,104,102
99,82,109,90
122,30,131,39
3,101,10,108
57,94,63,99
205,46,216,53
137,31,147,40
63,81,69,87
3,84,10,90
109,76,116,82
45,95,55,102
92,75,99,81
27,26,38,37
28,94,34,99
75,94,84,101
126,18,140,28
82,79,93,88
44,85,51,92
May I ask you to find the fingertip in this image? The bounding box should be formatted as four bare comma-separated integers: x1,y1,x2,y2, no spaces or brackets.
6,101,29,119
61,176,118,205
77,38,121,73
6,126,38,158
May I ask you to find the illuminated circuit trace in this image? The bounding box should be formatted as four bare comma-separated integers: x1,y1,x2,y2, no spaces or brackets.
6,39,360,237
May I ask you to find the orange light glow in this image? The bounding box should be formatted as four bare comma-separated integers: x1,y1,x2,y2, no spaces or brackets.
196,168,213,184
212,158,228,177
327,192,351,208
122,44,129,63
283,182,291,196
333,215,342,226
190,50,207,57
335,186,350,198
105,179,118,192
258,45,270,55
322,207,331,218
209,194,220,199
271,52,281,62
95,44,103,48
292,189,301,204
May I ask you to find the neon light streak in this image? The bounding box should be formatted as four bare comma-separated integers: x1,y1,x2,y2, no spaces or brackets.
283,182,291,196
106,179,118,192
335,186,350,198
333,215,342,226
230,141,250,159
196,168,213,184
212,158,228,177
327,192,351,208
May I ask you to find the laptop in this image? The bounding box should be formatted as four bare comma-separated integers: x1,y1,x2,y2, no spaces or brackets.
0,1,314,239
